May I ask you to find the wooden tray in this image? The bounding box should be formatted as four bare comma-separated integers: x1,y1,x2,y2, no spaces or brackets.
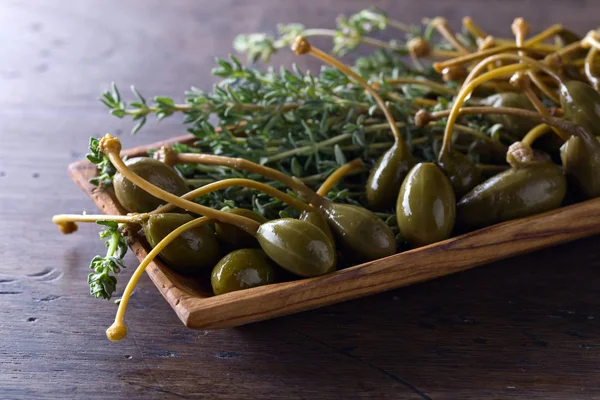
68,134,600,329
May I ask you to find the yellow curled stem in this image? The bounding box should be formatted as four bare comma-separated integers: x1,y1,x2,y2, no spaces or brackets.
317,159,364,196
429,17,471,54
522,123,553,146
106,216,212,342
384,77,457,96
52,213,149,234
99,135,260,235
462,17,487,39
525,24,563,47
433,45,529,73
153,178,313,214
439,62,527,158
584,47,600,91
292,36,407,151
421,106,572,140
156,148,323,207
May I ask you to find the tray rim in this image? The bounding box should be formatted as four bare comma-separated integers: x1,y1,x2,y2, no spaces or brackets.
67,133,600,329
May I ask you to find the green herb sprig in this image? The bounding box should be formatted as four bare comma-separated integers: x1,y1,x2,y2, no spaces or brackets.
86,137,116,187
88,221,128,300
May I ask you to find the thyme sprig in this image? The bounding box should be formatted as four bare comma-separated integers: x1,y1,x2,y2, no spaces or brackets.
232,7,413,62
86,137,116,187
88,221,128,300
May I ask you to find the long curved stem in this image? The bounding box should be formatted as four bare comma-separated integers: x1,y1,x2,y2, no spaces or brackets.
293,36,407,149
384,77,457,96
106,216,212,342
153,178,313,214
512,19,564,138
461,52,561,103
52,214,145,225
451,124,507,151
262,121,405,164
430,17,471,54
433,45,529,73
52,213,148,234
585,47,600,91
462,17,487,39
423,106,575,140
156,148,321,206
439,63,526,159
525,24,563,47
316,159,363,196
99,135,260,235
463,53,562,86
440,53,567,159
522,123,553,146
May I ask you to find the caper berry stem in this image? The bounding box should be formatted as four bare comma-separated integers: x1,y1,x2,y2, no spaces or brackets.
462,17,487,39
439,62,527,159
106,216,212,342
384,77,458,96
429,17,471,54
462,53,562,99
155,147,321,206
52,213,149,234
452,124,508,151
584,47,600,91
544,41,585,67
413,97,438,107
420,106,576,141
476,164,509,172
317,159,364,196
440,53,566,160
152,178,313,214
525,24,564,46
522,123,553,146
433,45,530,73
262,121,405,164
99,134,261,235
273,28,407,53
184,178,215,186
509,36,565,142
292,36,408,150
583,31,600,51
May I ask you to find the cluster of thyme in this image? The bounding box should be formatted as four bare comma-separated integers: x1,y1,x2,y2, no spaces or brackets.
88,221,128,300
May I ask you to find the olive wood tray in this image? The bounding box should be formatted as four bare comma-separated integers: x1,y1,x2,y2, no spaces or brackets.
68,134,600,329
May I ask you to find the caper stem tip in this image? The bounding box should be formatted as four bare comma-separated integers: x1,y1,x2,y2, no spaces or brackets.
154,146,177,166
99,134,121,155
106,321,128,342
56,221,78,235
292,36,311,55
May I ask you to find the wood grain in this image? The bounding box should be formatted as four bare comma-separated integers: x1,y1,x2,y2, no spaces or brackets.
3,1,600,399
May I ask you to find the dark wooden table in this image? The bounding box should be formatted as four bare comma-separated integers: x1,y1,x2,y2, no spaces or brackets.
2,1,600,399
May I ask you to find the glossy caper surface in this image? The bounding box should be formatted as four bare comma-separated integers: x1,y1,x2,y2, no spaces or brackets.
215,208,268,249
457,163,567,229
211,249,277,295
114,157,189,213
143,213,221,274
560,81,600,136
324,202,396,262
560,135,600,199
481,92,538,137
256,218,336,277
397,163,456,247
299,210,335,244
438,151,482,198
366,143,415,210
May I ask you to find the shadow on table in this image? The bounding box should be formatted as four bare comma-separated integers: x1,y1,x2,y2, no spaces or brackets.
233,236,600,397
